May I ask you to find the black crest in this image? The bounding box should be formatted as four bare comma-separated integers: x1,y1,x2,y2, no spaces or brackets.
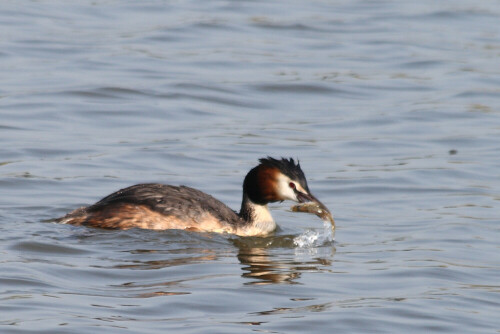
259,157,310,192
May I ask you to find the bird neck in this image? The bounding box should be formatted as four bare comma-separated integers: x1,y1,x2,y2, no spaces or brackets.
238,193,276,236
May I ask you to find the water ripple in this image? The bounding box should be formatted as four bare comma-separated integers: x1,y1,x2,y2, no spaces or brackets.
1,0,500,333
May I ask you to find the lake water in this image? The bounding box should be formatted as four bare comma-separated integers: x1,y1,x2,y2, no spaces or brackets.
1,1,500,333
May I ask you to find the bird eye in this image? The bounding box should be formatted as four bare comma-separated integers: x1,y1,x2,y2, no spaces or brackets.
289,182,296,189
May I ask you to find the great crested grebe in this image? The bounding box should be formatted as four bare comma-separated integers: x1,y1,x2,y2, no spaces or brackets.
57,157,332,236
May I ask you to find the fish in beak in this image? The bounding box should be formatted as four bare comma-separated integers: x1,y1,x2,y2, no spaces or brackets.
293,191,334,226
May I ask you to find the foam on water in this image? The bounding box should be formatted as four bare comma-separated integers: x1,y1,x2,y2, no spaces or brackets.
293,220,335,248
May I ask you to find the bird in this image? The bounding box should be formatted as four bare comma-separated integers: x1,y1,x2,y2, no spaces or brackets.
56,157,332,236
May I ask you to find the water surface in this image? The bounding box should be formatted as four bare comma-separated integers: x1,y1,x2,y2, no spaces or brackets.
1,1,500,333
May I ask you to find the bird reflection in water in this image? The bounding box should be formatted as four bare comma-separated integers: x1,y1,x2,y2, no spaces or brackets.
233,236,336,285
108,234,335,298
108,247,218,298
112,248,217,270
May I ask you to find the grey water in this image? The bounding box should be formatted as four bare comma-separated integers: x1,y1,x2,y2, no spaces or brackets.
1,1,500,333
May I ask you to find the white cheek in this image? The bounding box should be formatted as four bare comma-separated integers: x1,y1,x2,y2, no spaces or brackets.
276,175,298,201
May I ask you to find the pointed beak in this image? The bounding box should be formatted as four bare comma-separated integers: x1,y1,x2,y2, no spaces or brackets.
296,191,314,203
296,191,334,224
296,191,321,204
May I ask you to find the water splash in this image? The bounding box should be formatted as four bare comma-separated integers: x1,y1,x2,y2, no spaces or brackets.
293,220,335,248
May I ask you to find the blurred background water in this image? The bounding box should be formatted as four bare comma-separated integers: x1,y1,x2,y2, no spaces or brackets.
1,0,499,333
